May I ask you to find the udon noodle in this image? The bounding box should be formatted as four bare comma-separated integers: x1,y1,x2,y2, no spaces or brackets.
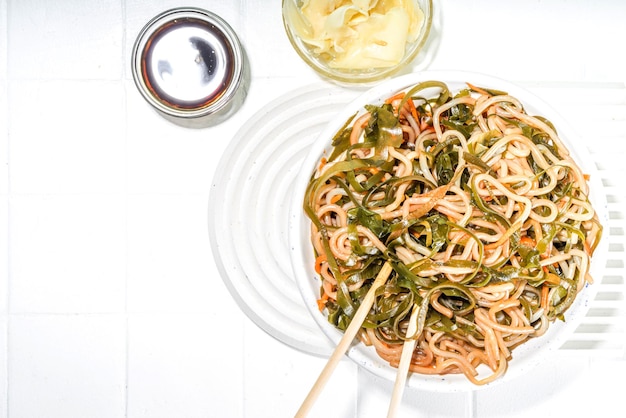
303,81,603,385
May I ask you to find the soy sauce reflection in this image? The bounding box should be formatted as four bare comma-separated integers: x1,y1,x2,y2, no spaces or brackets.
142,18,235,110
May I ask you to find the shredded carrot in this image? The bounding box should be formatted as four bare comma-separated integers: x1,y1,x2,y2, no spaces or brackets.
314,254,326,274
520,235,536,247
420,124,435,133
385,92,419,120
317,157,327,171
406,97,419,121
583,173,590,181
466,82,492,97
544,272,561,286
330,194,342,204
385,92,405,104
317,292,329,312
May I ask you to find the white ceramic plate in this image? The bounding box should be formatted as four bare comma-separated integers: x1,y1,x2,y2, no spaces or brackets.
288,71,609,392
208,84,360,356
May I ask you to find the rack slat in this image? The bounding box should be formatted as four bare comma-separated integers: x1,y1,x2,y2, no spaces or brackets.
538,83,626,354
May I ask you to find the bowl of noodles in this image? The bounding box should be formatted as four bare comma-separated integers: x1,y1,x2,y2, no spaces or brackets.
288,71,607,391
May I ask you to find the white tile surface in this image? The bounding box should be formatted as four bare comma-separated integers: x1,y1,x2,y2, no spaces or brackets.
0,0,6,78
8,80,126,195
8,314,126,418
243,318,357,418
7,0,123,80
240,0,315,79
125,75,306,195
0,0,6,192
125,83,219,195
127,312,245,418
1,0,625,417
428,0,626,83
0,26,7,316
0,316,6,418
0,199,7,314
0,3,7,415
9,194,126,313
0,87,6,198
126,194,218,313
474,355,626,417
358,373,471,418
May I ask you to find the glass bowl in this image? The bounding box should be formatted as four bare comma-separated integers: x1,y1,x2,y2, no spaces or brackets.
282,0,433,84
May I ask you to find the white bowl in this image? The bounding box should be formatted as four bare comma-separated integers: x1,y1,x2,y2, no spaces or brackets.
288,71,609,392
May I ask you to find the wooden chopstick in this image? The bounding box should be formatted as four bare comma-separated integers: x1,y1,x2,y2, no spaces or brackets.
295,261,393,418
386,304,419,418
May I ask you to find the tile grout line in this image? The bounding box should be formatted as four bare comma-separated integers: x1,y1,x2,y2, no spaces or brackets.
121,0,130,417
465,390,477,418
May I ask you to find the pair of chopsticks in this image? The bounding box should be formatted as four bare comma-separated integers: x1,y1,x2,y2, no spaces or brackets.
295,262,419,418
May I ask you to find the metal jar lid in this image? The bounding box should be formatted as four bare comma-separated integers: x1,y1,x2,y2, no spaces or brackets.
131,8,246,127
